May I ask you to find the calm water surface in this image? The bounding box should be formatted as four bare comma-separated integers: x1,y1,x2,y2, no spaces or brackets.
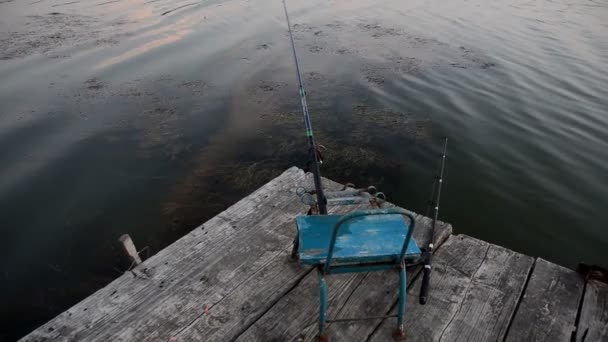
1,0,607,339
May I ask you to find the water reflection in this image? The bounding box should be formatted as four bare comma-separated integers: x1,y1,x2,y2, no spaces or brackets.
95,15,197,69
1,0,607,339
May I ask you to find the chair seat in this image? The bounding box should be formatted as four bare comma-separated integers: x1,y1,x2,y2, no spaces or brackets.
296,214,421,265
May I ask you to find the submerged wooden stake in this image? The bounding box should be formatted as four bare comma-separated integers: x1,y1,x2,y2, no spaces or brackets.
119,234,142,266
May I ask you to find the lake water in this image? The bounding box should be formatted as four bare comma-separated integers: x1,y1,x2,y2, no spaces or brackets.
1,0,607,339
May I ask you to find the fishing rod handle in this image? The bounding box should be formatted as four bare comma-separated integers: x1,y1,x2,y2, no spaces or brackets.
419,253,432,305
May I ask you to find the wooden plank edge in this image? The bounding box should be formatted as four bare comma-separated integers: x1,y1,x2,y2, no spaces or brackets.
365,234,492,342
501,257,537,342
172,248,316,341
365,235,534,342
335,227,453,342
322,221,453,341
572,271,608,341
19,167,305,342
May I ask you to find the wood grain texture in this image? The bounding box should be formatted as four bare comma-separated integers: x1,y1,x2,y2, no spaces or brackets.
311,217,452,342
434,243,534,342
368,235,490,342
235,214,452,342
505,258,584,342
21,167,309,342
230,201,370,342
175,197,361,342
574,279,608,342
369,235,534,342
20,167,598,342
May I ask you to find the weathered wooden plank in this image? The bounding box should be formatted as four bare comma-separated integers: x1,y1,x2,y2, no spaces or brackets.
236,269,364,342
235,214,452,342
24,166,579,342
426,243,533,341
367,235,490,342
100,172,350,342
174,198,361,341
301,217,452,342
505,258,584,342
369,237,534,342
108,209,306,341
574,279,608,342
21,167,309,342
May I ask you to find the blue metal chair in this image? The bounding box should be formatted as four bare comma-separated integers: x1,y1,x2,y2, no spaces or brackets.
294,208,421,340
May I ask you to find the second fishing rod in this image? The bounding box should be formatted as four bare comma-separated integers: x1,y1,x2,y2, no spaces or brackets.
419,137,448,305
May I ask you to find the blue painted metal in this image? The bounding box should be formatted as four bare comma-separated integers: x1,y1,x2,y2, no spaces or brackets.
397,263,406,331
318,271,327,335
295,208,422,338
295,208,421,268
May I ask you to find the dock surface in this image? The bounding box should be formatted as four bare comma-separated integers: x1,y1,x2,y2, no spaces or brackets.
22,167,607,341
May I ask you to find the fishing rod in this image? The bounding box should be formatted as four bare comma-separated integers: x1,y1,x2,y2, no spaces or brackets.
282,0,327,215
419,137,448,305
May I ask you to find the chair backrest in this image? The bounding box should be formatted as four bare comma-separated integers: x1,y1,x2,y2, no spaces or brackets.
324,208,416,273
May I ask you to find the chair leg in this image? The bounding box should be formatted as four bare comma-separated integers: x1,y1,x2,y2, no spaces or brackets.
291,235,299,260
318,270,328,341
393,262,407,340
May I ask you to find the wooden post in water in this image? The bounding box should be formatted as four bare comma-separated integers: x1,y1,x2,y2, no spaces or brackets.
119,234,142,266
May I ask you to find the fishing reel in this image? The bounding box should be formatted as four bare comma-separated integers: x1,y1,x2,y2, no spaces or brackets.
296,183,387,215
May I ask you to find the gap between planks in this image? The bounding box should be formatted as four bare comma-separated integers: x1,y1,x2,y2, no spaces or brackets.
233,216,452,342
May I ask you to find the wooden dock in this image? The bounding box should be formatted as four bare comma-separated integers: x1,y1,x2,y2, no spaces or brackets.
22,167,607,342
